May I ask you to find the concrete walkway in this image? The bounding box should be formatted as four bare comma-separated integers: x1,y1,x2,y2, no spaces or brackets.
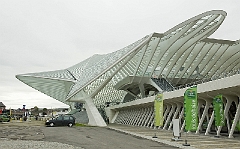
108,124,240,149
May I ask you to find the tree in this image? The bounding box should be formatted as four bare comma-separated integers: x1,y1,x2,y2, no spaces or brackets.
33,106,39,111
42,108,48,115
32,106,39,115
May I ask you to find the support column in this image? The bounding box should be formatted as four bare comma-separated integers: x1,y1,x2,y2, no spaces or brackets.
84,98,107,127
228,92,240,138
144,107,153,127
229,99,240,138
168,102,181,130
216,95,235,136
181,120,185,132
163,104,171,122
139,83,146,98
178,106,184,129
163,103,176,130
147,107,154,127
196,98,211,134
205,111,214,135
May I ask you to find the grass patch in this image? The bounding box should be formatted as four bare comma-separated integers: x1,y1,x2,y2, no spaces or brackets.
75,123,90,127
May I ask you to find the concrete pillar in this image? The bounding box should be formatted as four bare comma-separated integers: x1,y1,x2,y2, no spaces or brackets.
84,98,107,127
181,120,185,132
145,107,153,127
205,111,214,135
163,104,171,122
228,92,240,138
138,107,148,126
163,103,176,130
229,100,240,138
216,95,236,136
196,98,211,134
168,102,181,130
146,107,154,127
139,83,146,98
178,106,184,129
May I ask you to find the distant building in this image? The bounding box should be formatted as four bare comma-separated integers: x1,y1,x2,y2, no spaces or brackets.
0,102,6,114
0,102,6,110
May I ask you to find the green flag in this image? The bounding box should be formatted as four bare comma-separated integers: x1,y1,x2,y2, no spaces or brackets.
154,93,164,126
184,86,198,131
213,94,224,126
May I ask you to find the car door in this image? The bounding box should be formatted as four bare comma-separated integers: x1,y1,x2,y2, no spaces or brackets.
55,116,64,126
63,116,70,126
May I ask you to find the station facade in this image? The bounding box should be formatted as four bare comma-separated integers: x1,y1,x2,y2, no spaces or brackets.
16,10,240,137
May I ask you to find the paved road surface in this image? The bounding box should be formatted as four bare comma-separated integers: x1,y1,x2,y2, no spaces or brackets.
42,126,179,149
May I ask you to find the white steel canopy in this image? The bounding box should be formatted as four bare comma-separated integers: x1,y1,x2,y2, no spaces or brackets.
16,10,240,109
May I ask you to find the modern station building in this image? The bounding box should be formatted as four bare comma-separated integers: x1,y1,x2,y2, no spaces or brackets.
16,10,240,138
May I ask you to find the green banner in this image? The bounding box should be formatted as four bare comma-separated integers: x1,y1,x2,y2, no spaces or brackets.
154,93,164,126
213,94,224,126
184,86,198,131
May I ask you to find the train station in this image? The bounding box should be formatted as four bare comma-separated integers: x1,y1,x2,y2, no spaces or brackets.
16,10,240,138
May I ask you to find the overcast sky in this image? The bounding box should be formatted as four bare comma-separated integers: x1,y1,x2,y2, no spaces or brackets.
0,0,239,109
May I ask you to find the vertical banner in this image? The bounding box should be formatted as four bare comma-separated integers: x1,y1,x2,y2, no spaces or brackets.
213,94,224,126
154,93,164,127
184,86,198,131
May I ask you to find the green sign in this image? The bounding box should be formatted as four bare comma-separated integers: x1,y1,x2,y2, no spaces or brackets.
213,94,224,126
184,86,198,131
154,93,163,126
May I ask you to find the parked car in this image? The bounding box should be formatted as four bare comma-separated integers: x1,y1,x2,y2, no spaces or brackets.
45,115,75,127
0,114,11,122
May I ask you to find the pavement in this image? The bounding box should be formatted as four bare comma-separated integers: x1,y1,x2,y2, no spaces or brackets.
108,124,240,149
1,120,240,149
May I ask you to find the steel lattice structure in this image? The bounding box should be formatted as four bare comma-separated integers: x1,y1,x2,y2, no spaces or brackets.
16,10,240,126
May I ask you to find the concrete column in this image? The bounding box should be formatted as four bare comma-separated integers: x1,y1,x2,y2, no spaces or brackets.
168,102,181,130
117,111,124,124
120,110,126,124
228,92,240,138
149,108,155,128
125,109,132,125
205,111,214,135
141,107,150,126
138,107,148,126
229,99,240,138
134,109,141,125
84,98,107,127
129,109,136,125
146,107,154,127
139,83,146,98
163,103,176,130
163,104,171,122
134,108,142,126
111,111,119,123
196,98,211,134
181,120,185,132
144,107,153,127
216,95,235,136
178,106,184,129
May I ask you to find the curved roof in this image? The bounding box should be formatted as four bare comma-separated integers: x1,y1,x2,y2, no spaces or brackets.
16,10,240,107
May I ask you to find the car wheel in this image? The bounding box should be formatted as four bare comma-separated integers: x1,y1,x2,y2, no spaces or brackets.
68,123,73,127
50,122,54,127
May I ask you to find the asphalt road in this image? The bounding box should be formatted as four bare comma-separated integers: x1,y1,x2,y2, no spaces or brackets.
0,121,179,149
42,126,179,149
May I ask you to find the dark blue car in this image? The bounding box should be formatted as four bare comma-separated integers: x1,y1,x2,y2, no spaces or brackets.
45,115,75,127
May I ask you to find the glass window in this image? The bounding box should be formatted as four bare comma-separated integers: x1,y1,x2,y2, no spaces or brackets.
56,116,62,120
63,116,69,120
